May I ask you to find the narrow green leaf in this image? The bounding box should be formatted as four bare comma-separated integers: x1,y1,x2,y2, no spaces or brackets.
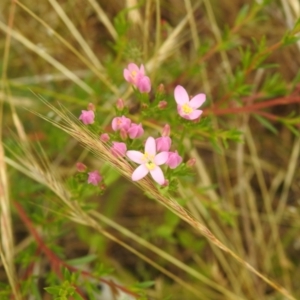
254,114,278,134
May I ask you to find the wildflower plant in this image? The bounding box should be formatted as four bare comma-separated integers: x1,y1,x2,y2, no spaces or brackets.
2,1,300,300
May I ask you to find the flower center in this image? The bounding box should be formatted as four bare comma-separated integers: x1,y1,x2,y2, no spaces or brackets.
182,103,193,114
131,70,137,78
146,161,156,170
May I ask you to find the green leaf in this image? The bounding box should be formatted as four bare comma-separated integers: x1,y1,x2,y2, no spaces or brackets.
66,254,97,266
253,114,278,134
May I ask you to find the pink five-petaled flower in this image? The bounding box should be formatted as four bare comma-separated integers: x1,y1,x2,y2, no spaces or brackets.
79,110,95,125
126,137,168,185
87,170,102,186
112,116,132,131
111,142,127,158
127,123,144,139
123,63,151,93
156,136,172,152
174,85,206,120
123,63,145,85
166,151,182,169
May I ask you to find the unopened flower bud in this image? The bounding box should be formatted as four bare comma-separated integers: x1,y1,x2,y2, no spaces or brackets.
116,98,125,111
87,170,102,186
111,142,127,158
100,133,110,143
79,110,95,125
186,158,196,168
76,162,87,172
157,83,165,94
162,124,170,137
120,128,128,140
158,101,167,109
162,179,169,187
128,123,144,139
166,151,182,169
87,103,95,111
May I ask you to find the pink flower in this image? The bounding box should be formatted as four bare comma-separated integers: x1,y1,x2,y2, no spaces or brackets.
123,63,146,85
76,162,87,172
87,170,102,186
123,63,151,93
116,98,125,110
156,136,172,152
111,142,127,158
186,158,196,168
174,85,206,120
100,133,110,143
127,123,144,139
166,151,182,169
136,76,151,93
158,100,167,109
126,137,168,185
112,116,131,131
79,110,95,125
162,124,170,137
87,103,95,111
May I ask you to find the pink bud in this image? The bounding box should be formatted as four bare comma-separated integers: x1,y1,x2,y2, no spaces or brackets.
162,124,170,137
111,116,131,131
120,128,128,140
100,133,110,143
166,151,182,169
111,142,127,158
87,170,102,186
79,110,95,125
127,123,144,139
87,103,95,111
186,158,196,168
156,136,172,152
158,100,167,109
162,179,169,187
116,98,125,111
137,76,151,93
158,83,165,94
76,162,87,172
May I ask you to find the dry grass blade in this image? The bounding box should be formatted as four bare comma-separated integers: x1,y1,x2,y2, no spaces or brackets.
88,0,118,40
29,98,297,300
13,0,119,95
5,149,207,299
48,0,104,71
0,20,94,95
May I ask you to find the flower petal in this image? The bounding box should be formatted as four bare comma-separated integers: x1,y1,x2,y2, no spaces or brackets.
154,152,169,165
126,150,144,164
145,137,156,156
128,63,139,72
139,64,145,75
123,69,131,83
150,166,165,185
132,164,149,181
189,110,203,120
177,105,190,119
189,93,206,109
174,85,189,105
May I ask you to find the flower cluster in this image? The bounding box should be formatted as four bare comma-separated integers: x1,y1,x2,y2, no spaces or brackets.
78,62,206,186
76,163,103,186
123,63,151,93
112,115,144,140
126,125,182,185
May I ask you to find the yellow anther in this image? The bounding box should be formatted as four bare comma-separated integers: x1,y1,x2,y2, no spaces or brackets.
182,103,193,114
146,162,156,170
